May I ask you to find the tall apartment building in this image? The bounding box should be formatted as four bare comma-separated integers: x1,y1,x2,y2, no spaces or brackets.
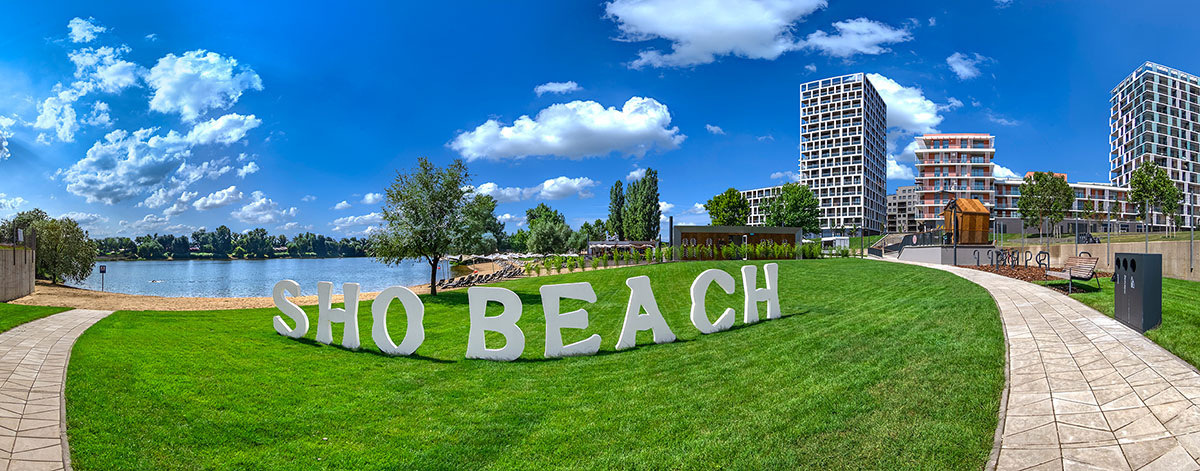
798,73,887,235
1110,61,1200,228
913,133,997,227
740,185,782,226
886,185,919,233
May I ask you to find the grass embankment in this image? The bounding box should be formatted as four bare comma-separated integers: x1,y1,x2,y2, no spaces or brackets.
66,259,1004,470
0,303,72,333
1041,276,1200,366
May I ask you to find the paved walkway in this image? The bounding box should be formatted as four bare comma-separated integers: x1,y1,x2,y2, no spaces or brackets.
894,259,1200,470
0,309,111,471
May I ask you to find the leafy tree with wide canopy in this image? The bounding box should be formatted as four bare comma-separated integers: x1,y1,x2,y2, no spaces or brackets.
31,216,96,284
1129,161,1184,234
369,157,477,295
705,188,750,226
1017,171,1075,239
527,218,572,255
762,183,821,235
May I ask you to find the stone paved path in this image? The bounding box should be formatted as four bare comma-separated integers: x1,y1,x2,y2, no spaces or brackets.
0,309,111,471
893,259,1200,470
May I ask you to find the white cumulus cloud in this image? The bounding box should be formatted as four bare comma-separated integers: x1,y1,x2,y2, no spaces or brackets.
184,113,261,144
475,182,525,203
236,161,259,178
119,214,170,234
866,73,943,135
0,193,27,211
331,212,383,232
770,170,802,182
705,124,725,135
231,191,297,224
333,200,352,210
301,195,317,202
994,163,1019,179
626,168,647,181
60,211,109,227
604,0,827,68
450,96,684,160
947,52,992,80
193,186,243,211
887,156,915,180
68,17,106,43
164,190,199,217
475,176,598,202
802,18,912,58
534,81,581,96
361,192,383,204
62,113,260,205
147,50,263,122
0,116,13,161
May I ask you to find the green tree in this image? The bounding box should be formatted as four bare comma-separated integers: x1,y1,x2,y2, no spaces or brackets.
509,228,529,253
369,157,473,295
137,240,166,259
0,209,49,241
31,216,96,284
705,188,751,226
454,194,501,255
526,203,566,227
1017,172,1075,239
608,181,625,240
241,228,272,258
622,168,660,241
1129,161,1184,234
527,219,572,254
762,183,820,234
213,225,233,257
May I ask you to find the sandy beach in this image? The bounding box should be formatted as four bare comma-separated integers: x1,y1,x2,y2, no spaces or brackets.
8,260,508,311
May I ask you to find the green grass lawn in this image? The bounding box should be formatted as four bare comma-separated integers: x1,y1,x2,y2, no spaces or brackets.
66,259,1004,470
0,303,72,333
1041,276,1200,367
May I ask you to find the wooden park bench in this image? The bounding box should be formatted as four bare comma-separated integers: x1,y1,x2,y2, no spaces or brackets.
1046,256,1100,293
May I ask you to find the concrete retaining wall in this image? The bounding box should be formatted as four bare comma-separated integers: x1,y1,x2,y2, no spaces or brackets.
899,245,996,265
0,249,35,302
1014,240,1200,282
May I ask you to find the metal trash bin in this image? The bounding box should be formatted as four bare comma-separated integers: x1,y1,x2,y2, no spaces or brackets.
1113,253,1162,333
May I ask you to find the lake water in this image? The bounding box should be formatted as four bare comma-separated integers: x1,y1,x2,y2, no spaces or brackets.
71,257,453,298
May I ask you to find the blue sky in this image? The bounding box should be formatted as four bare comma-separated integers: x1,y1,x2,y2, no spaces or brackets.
1,0,1197,239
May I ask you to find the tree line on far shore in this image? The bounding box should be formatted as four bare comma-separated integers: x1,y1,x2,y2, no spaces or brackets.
95,228,370,260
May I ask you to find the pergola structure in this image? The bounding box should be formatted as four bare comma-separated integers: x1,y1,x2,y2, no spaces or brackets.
585,240,657,257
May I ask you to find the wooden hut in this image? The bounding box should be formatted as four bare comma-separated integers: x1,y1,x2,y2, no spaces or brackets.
941,199,991,245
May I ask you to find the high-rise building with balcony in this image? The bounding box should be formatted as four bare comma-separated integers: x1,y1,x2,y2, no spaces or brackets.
798,73,887,235
914,133,997,227
740,185,782,226
1110,61,1200,228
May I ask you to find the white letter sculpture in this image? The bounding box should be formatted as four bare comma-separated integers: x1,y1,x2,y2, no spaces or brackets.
272,279,309,338
370,286,425,356
690,269,737,334
466,287,525,361
541,282,601,358
741,263,781,324
316,281,361,349
616,276,676,350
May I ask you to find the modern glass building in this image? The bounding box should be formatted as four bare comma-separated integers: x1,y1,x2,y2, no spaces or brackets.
1110,61,1200,228
798,73,887,235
